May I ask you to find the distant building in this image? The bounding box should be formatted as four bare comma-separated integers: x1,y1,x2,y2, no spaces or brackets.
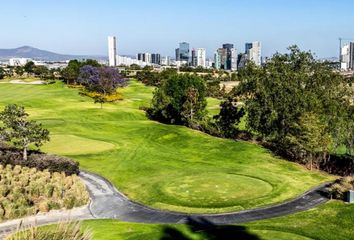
214,44,237,71
175,42,190,62
341,42,354,71
151,53,161,65
161,56,171,66
237,53,248,69
246,41,262,66
196,48,206,68
191,49,197,66
108,36,117,67
8,58,31,66
137,53,153,64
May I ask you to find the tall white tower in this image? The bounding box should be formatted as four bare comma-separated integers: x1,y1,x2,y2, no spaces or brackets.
108,36,117,67
248,41,261,66
196,48,206,67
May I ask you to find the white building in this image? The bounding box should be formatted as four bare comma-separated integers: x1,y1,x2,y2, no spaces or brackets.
247,41,262,66
108,36,117,67
341,42,354,71
9,58,31,66
196,48,206,68
161,56,171,66
231,48,238,71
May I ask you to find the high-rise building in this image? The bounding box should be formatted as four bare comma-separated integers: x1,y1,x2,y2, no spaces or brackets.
175,42,190,62
246,41,262,66
214,48,227,70
196,48,206,68
161,56,171,66
341,42,354,71
191,49,197,66
137,53,153,64
108,36,117,67
214,44,237,70
151,54,161,65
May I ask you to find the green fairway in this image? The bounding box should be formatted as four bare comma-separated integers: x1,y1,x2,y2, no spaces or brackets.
0,80,333,213
80,201,354,240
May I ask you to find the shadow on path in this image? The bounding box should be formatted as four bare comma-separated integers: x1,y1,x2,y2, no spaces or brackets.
161,217,260,240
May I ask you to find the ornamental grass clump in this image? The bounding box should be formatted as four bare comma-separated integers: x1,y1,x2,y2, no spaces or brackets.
6,221,92,240
0,164,89,221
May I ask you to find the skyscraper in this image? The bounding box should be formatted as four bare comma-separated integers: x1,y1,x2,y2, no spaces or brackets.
151,54,161,65
246,41,262,66
108,36,117,67
214,44,237,70
175,42,190,62
196,48,206,68
341,42,354,70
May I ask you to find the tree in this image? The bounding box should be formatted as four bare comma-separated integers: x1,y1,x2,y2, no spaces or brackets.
61,60,81,84
286,112,332,169
214,98,245,138
0,67,5,79
78,66,125,95
24,61,35,74
148,74,207,126
33,65,49,79
0,105,50,160
235,46,352,164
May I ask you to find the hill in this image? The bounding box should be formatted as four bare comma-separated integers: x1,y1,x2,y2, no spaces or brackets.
0,46,105,61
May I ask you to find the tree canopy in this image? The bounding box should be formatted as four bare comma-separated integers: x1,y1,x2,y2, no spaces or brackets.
148,74,207,126
235,46,353,165
0,104,50,160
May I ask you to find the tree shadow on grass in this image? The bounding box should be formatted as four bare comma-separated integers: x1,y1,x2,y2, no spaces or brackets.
160,216,261,240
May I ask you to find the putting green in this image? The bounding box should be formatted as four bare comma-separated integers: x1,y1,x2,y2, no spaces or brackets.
160,173,273,208
42,134,116,155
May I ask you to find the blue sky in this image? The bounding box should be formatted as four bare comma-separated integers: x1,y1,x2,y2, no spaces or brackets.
0,0,353,58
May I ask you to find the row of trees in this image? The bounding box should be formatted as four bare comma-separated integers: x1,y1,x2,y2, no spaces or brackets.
0,62,58,80
234,46,353,168
147,46,353,170
147,73,245,139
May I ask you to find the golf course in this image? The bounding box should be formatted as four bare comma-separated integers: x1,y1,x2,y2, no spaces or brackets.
0,80,333,214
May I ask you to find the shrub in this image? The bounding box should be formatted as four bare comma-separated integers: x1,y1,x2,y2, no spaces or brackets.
328,176,354,200
0,164,89,221
0,146,79,176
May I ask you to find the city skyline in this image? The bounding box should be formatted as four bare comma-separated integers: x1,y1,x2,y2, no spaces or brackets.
1,0,353,58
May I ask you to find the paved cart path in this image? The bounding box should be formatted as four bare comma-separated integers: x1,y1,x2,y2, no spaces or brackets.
0,170,330,238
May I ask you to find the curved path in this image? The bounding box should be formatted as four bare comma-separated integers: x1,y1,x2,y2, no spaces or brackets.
0,170,330,238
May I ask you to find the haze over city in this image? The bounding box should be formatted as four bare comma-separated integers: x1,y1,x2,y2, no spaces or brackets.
1,0,354,58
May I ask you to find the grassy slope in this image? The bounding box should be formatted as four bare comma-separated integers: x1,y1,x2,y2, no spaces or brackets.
0,81,333,213
81,201,354,240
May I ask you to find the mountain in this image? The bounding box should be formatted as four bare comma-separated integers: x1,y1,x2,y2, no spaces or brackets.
0,46,106,61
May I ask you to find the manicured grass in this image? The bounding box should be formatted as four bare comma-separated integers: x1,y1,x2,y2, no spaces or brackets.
79,201,353,240
0,80,333,213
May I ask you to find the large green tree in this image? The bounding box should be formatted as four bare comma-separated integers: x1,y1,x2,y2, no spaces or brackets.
148,74,207,126
0,105,50,160
235,46,352,165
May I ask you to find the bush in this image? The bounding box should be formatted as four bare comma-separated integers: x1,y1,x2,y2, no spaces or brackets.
328,176,354,200
0,146,79,176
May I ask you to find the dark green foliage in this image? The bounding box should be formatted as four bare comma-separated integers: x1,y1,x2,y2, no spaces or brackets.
0,145,79,175
61,59,101,84
0,105,50,160
0,67,5,79
214,98,245,138
148,74,207,126
235,46,352,166
136,68,177,86
24,61,35,74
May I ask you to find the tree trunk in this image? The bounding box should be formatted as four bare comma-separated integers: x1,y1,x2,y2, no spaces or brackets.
23,147,28,161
